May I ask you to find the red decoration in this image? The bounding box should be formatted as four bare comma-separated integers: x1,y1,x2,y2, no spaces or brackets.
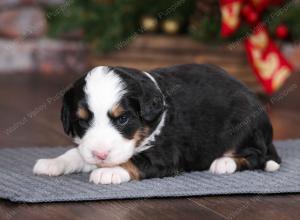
219,0,293,94
241,4,252,17
220,0,244,37
242,4,259,24
275,25,289,39
244,26,293,94
246,9,259,24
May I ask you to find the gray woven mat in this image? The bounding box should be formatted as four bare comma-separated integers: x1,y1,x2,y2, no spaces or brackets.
0,140,299,203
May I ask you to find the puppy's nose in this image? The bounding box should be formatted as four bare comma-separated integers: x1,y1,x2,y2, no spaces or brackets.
92,151,109,160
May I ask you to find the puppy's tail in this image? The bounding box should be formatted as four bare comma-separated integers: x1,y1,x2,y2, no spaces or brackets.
264,143,281,172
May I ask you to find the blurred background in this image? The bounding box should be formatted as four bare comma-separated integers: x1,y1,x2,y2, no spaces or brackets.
0,0,299,147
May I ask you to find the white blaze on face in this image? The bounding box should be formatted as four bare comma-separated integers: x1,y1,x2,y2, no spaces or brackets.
78,66,135,166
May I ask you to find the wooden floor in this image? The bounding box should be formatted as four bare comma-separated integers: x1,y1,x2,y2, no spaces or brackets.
0,72,300,220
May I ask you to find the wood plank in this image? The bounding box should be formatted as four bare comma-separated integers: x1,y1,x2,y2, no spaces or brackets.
190,195,300,220
0,198,226,220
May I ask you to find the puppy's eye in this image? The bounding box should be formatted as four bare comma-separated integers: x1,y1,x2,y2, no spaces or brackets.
116,115,129,126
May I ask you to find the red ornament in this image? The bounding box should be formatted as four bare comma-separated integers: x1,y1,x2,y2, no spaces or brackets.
275,25,289,39
247,10,258,24
241,4,252,17
242,4,258,25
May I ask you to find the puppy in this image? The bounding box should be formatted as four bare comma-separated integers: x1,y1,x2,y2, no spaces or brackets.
33,64,281,184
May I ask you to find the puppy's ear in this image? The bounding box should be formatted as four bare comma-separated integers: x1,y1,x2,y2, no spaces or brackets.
61,89,74,136
139,84,164,122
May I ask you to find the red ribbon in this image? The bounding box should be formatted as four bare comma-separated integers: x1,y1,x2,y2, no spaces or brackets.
220,0,293,94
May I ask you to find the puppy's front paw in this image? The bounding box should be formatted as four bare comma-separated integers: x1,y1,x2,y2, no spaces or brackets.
209,157,237,175
89,167,130,185
33,158,66,176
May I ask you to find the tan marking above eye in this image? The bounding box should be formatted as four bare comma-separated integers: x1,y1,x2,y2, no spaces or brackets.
77,107,89,119
111,104,125,118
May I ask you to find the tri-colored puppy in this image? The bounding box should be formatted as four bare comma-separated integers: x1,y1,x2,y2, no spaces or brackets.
33,64,281,184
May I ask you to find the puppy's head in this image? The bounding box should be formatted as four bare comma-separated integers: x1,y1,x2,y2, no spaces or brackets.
61,66,164,166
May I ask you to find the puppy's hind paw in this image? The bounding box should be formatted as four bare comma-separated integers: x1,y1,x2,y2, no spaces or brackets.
209,157,237,175
265,160,280,172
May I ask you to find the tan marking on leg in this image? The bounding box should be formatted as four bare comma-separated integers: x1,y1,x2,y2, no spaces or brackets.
233,157,250,170
223,149,250,170
120,160,140,180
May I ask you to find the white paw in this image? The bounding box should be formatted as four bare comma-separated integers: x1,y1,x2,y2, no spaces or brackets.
89,166,130,185
265,160,280,172
209,157,237,175
33,158,66,176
